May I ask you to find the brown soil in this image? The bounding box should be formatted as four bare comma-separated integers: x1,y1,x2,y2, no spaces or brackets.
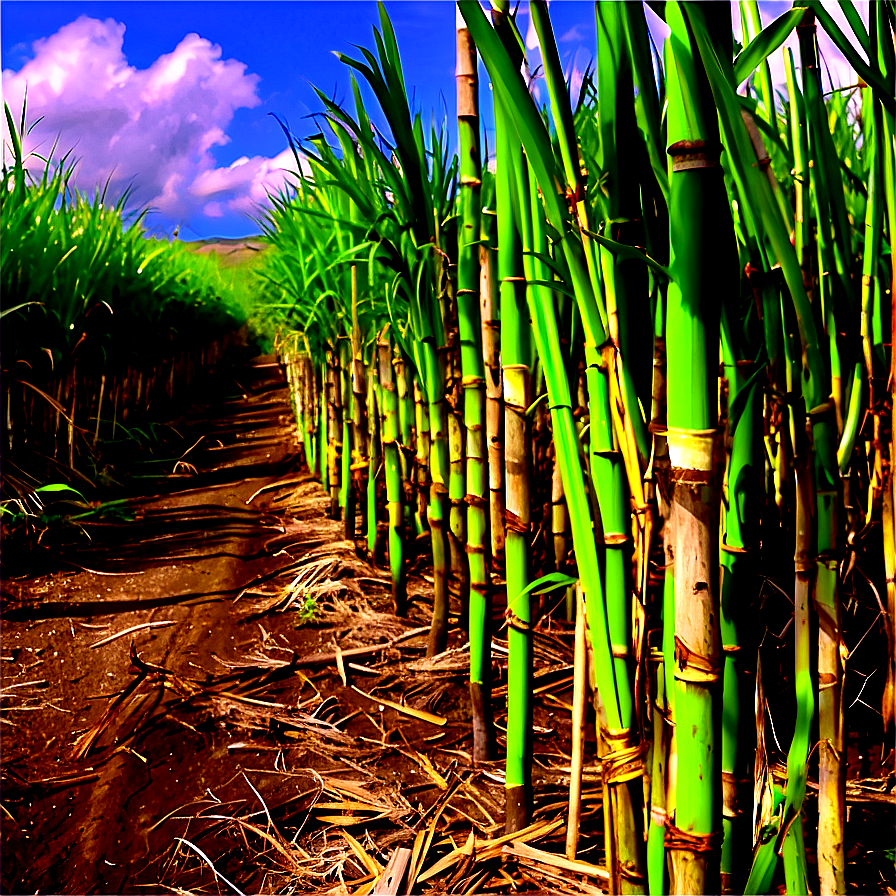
1,359,595,895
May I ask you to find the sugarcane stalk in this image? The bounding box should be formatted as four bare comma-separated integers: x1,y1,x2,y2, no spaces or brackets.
350,264,369,544
378,328,408,614
367,353,381,560
327,350,341,517
719,313,761,894
340,341,354,534
456,9,494,762
566,583,588,860
480,197,505,570
414,374,430,538
425,342,451,657
663,5,732,891
494,85,533,830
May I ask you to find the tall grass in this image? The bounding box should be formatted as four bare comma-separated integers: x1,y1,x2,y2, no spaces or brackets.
2,103,252,496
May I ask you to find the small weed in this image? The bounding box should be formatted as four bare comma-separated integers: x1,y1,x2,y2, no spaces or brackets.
294,591,319,627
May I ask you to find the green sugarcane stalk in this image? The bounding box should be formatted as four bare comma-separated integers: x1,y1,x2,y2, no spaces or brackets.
413,373,430,538
378,328,408,614
367,352,381,560
456,9,494,762
395,349,416,547
350,264,369,544
794,16,847,893
492,54,533,827
528,8,646,887
447,380,468,609
463,1,644,871
327,352,340,513
318,362,328,490
340,339,354,533
303,354,317,473
663,4,731,891
425,342,451,657
719,315,761,895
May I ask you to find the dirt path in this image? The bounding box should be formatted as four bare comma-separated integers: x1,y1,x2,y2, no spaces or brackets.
1,358,589,895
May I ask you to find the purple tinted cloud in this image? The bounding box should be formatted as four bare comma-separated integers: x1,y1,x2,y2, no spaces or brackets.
2,15,292,234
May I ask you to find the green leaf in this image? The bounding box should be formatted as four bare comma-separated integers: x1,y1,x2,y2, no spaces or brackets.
733,7,806,86
516,572,578,599
34,484,89,502
579,228,671,280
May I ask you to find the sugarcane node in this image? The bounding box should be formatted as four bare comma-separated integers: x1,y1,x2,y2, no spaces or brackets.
650,805,668,827
663,823,723,853
503,607,531,633
465,493,488,509
461,375,485,387
673,635,722,683
721,771,745,819
503,510,529,535
670,467,713,485
720,542,748,554
722,643,742,653
667,139,722,172
601,742,646,785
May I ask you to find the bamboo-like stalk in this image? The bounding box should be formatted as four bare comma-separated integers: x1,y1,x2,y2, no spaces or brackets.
350,264,369,544
340,340,354,534
303,354,317,474
719,316,761,894
413,375,430,538
378,328,407,614
663,4,730,892
366,352,381,560
492,51,533,826
795,16,846,891
425,350,451,656
566,583,587,861
456,9,494,762
327,350,341,518
480,192,505,570
319,362,329,492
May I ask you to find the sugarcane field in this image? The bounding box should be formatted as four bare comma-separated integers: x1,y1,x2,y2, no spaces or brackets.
1,1,894,894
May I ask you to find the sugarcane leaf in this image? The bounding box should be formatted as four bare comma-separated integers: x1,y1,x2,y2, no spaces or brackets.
837,0,871,53
516,572,578,599
35,483,89,502
744,834,780,895
458,1,566,231
579,228,671,279
802,0,893,109
733,7,806,86
525,280,577,301
0,301,44,318
727,367,764,432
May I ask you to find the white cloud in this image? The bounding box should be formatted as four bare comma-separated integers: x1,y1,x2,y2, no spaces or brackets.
1,15,294,233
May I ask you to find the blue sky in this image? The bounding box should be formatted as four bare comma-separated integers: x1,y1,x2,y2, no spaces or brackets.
1,2,864,241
